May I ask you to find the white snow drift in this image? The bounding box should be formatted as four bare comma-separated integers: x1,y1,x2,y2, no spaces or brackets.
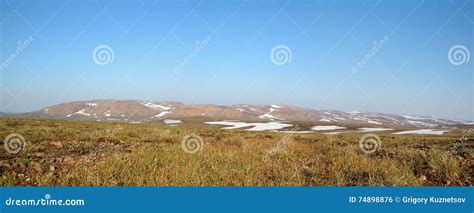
311,125,346,131
205,120,292,131
392,129,449,135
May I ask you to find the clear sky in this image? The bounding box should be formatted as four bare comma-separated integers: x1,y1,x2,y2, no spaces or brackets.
1,0,473,120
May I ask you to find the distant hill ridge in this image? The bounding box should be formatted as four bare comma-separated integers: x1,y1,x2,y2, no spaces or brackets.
4,99,471,128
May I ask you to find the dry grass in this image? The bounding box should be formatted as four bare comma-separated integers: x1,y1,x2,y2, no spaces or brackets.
0,118,472,186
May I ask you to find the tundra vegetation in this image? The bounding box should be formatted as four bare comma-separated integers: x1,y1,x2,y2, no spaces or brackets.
0,118,472,186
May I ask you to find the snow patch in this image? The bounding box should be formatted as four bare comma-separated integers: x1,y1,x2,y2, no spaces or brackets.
205,121,254,130
205,121,292,131
311,125,346,131
151,111,171,118
258,106,283,121
85,103,97,107
74,109,90,116
141,102,172,110
358,128,393,132
163,119,182,124
408,120,437,127
401,115,426,120
271,105,282,109
324,131,347,135
347,111,360,114
279,130,314,134
247,122,292,131
392,129,449,135
368,120,382,125
259,113,283,120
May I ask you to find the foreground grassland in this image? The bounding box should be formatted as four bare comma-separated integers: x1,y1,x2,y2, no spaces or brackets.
0,118,472,186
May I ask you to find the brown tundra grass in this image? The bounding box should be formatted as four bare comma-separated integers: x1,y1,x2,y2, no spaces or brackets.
0,118,472,186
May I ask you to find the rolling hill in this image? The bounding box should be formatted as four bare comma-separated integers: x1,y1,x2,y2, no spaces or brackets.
6,100,471,130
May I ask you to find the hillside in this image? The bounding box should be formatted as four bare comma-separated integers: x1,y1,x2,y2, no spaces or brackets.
12,100,471,131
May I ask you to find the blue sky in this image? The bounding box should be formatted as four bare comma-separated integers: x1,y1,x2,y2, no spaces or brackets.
0,0,473,120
